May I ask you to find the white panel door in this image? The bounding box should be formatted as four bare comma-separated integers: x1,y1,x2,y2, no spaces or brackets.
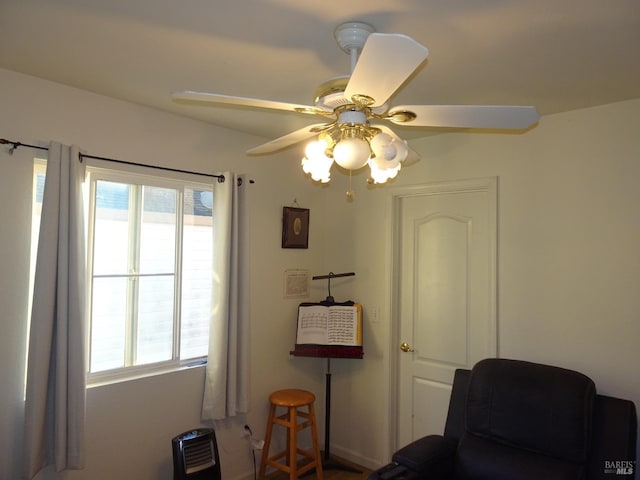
393,178,498,447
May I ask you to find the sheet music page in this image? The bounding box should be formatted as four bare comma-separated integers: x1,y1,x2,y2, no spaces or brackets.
296,305,329,344
327,306,359,345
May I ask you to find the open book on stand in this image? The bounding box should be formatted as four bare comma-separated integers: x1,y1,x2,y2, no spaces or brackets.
295,302,363,346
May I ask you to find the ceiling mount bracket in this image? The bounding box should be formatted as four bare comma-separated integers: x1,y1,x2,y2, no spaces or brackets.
334,21,375,54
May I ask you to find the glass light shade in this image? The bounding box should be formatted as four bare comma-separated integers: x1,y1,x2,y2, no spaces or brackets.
373,133,409,162
317,132,336,150
305,138,329,160
393,138,409,163
301,138,333,183
333,137,370,170
368,158,401,184
301,156,332,183
370,133,396,160
371,150,400,171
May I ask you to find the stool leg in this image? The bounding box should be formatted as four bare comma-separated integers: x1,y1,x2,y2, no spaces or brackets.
289,406,297,480
259,404,276,480
308,402,323,480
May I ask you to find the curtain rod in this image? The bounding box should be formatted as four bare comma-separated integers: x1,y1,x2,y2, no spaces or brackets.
1,138,228,183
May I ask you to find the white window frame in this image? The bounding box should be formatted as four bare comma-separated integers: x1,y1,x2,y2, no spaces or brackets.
84,165,214,386
29,157,216,387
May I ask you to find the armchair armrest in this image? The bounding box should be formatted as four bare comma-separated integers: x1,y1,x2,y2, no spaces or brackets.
392,435,457,478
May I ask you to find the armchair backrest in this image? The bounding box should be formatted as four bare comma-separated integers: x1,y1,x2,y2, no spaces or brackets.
466,358,596,462
443,359,637,480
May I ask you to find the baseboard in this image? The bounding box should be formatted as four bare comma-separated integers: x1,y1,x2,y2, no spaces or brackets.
328,444,382,471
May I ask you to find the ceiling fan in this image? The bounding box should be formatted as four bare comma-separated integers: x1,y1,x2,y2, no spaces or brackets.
172,22,539,185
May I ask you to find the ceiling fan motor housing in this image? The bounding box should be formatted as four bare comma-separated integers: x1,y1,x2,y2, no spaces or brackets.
314,76,352,110
338,110,367,126
313,76,389,115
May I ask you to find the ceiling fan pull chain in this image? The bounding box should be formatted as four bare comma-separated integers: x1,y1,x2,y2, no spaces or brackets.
346,170,355,202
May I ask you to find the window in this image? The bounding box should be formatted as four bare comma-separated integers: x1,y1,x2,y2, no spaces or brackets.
25,160,47,395
32,162,214,384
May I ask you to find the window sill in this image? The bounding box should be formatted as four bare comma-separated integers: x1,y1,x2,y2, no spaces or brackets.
87,358,207,389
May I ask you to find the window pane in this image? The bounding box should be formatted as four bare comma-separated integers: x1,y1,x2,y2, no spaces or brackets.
90,277,127,372
84,170,214,383
180,188,212,359
35,171,46,203
93,181,130,276
137,275,174,364
140,186,176,274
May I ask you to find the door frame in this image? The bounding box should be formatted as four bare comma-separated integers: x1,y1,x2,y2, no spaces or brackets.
387,176,499,453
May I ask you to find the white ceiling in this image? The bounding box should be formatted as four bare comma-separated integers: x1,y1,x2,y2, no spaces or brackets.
1,0,639,143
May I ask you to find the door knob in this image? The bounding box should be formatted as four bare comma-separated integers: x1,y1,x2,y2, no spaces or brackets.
400,342,414,353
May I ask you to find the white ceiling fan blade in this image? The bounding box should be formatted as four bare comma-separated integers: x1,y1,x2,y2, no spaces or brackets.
376,125,420,165
345,33,429,108
172,91,331,116
247,124,328,155
388,105,540,129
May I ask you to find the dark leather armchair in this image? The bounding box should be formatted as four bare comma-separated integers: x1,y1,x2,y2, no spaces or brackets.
371,358,637,480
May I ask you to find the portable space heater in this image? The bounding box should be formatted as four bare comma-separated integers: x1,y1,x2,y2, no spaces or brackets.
172,428,221,480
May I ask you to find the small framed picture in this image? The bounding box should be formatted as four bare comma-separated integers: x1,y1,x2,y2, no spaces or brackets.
282,207,310,249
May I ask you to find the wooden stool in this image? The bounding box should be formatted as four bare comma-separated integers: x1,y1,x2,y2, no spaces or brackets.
258,389,323,480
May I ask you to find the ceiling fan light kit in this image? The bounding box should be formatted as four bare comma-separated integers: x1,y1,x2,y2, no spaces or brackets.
173,21,540,197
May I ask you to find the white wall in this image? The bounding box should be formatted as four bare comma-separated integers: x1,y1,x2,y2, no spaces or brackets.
322,99,640,470
0,67,332,480
2,66,639,479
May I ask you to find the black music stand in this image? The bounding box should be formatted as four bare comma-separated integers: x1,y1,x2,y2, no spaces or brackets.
290,271,363,473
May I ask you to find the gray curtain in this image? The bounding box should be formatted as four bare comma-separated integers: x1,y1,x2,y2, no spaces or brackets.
201,173,251,421
23,142,87,479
